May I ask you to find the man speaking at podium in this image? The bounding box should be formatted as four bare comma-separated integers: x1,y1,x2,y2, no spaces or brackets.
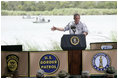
51,14,88,75
51,13,88,36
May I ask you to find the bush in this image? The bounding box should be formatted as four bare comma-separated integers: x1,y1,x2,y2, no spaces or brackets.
1,8,117,16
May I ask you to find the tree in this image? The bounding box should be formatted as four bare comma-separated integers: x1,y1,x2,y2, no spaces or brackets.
1,1,117,11
1,1,8,10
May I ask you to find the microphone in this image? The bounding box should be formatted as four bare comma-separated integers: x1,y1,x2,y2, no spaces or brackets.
71,26,76,34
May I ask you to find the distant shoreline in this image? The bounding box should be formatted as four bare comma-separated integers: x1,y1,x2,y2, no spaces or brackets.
1,8,117,16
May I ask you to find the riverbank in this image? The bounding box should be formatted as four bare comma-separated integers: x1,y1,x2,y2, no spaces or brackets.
1,8,117,16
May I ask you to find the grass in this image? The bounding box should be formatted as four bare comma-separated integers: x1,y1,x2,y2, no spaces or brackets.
1,30,116,51
110,31,117,42
50,40,62,50
1,38,62,51
1,8,117,16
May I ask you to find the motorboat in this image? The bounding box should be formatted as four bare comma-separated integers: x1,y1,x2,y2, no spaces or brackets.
33,17,50,23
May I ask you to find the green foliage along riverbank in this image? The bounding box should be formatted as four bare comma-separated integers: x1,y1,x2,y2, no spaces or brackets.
1,1,117,15
1,8,117,16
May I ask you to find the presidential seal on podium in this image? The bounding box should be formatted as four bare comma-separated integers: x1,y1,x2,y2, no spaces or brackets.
70,36,80,46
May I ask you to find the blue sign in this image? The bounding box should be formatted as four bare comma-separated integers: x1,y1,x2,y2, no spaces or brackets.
92,53,111,71
39,54,59,74
101,45,113,50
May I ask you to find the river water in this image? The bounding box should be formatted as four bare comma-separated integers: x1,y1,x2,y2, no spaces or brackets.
1,15,117,51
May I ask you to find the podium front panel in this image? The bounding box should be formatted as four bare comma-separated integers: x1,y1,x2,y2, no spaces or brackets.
1,51,28,77
61,34,86,50
29,51,68,77
82,49,117,74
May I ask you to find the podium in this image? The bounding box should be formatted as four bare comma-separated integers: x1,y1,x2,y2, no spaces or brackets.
61,34,86,75
61,34,86,50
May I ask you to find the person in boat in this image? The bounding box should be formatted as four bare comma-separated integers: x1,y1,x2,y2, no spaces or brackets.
36,17,38,22
42,18,45,22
